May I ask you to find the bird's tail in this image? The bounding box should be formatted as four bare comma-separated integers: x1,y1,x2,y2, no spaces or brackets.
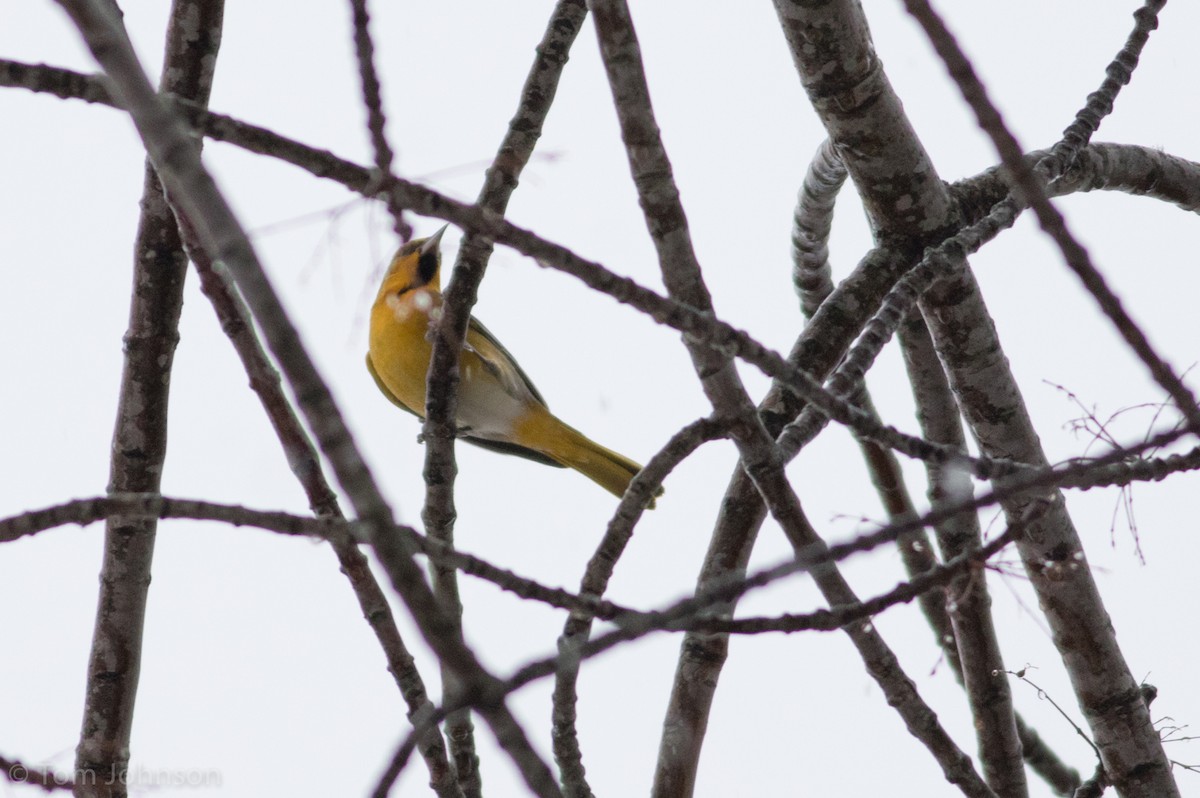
528,413,660,507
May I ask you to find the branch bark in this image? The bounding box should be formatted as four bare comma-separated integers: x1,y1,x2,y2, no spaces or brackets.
792,140,1037,791
584,2,992,795
4,9,1195,787
776,1,1178,795
51,2,563,795
74,4,223,796
553,417,729,798
418,3,589,793
178,222,460,797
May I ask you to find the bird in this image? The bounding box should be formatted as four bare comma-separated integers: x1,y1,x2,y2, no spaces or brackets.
367,226,659,505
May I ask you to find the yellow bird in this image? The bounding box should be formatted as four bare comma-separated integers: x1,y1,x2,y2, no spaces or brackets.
367,226,658,505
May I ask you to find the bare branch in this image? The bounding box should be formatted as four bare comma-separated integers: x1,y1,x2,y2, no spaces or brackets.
377,502,1042,798
777,197,1020,458
0,752,73,793
0,494,645,623
791,138,847,315
919,257,1174,797
778,139,1200,464
777,1,1180,793
50,2,561,794
899,315,1027,795
792,135,1043,793
1058,1,1167,155
417,4,588,791
553,416,730,796
584,2,993,794
791,137,1035,790
178,221,460,796
74,4,223,795
773,0,955,239
346,0,412,240
903,0,1200,436
6,63,1199,219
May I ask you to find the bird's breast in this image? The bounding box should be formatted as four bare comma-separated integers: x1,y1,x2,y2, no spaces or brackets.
369,292,534,440
369,291,437,415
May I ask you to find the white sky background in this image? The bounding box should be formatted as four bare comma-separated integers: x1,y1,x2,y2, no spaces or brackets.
3,2,1200,796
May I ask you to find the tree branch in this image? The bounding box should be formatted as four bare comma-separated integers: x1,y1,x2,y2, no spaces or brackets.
553,416,729,797
898,314,1030,795
418,4,589,792
0,751,74,792
904,0,1199,432
789,139,1036,788
177,219,460,797
585,2,993,795
378,503,1043,798
74,4,223,796
51,2,562,794
778,2,1179,793
346,0,412,240
794,135,1057,791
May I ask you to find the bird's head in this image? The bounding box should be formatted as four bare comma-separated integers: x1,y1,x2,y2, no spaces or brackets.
381,224,447,294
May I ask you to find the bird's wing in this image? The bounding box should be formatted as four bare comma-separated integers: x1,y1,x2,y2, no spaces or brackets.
366,350,564,468
464,316,550,407
456,435,565,467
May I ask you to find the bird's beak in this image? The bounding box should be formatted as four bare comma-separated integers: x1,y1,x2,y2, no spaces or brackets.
421,224,449,256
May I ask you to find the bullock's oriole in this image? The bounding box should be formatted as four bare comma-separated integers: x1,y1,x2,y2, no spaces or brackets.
367,227,657,505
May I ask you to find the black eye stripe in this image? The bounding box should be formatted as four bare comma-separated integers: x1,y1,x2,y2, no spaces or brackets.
417,250,439,284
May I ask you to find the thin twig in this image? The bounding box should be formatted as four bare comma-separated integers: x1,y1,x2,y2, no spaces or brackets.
346,0,411,240
1056,1,1168,160
0,752,74,792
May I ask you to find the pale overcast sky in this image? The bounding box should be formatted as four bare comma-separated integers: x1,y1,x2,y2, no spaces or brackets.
3,3,1200,796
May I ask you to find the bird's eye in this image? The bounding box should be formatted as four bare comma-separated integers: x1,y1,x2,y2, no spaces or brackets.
417,250,439,284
